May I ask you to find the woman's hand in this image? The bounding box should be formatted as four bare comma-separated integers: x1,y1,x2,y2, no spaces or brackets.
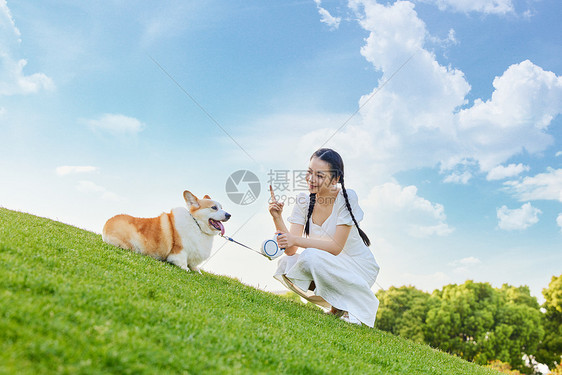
268,185,284,219
276,231,296,249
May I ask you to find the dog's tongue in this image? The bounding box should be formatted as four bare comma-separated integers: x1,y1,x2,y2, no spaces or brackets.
217,221,225,236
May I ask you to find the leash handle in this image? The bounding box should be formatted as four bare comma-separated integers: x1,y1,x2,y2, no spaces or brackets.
274,233,286,251
261,234,285,259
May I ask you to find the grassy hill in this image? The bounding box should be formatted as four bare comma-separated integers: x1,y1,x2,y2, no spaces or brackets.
0,208,500,374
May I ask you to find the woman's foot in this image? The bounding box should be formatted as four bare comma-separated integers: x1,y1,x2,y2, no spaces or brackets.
327,306,345,318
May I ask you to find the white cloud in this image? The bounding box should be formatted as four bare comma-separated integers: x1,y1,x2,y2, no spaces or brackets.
84,113,145,135
449,256,481,266
419,0,514,14
497,202,541,231
441,159,476,184
557,214,562,232
0,59,55,96
363,182,454,238
314,0,341,30
444,171,472,184
486,163,530,181
56,166,99,176
0,0,20,40
428,28,458,48
76,180,121,202
504,168,562,202
457,60,562,172
449,256,482,273
0,1,55,96
556,151,562,157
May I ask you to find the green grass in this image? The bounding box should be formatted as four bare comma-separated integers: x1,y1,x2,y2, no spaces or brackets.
0,208,500,374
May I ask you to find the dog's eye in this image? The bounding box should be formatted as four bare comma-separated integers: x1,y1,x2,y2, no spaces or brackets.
211,206,217,210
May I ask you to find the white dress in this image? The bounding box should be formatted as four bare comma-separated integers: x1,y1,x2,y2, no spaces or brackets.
274,189,380,327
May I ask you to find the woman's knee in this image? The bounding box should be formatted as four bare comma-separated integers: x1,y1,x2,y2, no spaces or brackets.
298,248,323,268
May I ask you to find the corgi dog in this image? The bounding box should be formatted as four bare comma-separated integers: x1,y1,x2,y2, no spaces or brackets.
102,190,230,272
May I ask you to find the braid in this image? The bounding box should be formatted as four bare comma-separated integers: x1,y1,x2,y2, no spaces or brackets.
340,178,371,247
304,193,317,237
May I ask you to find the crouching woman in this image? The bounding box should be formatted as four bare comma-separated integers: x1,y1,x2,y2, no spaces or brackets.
269,148,380,327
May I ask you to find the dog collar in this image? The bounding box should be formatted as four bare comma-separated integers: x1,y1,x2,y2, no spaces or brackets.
189,213,203,232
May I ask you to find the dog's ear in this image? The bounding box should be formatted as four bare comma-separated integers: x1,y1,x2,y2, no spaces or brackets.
203,194,211,199
183,190,200,209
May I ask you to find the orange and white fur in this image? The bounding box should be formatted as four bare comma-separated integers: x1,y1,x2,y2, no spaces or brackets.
102,190,230,272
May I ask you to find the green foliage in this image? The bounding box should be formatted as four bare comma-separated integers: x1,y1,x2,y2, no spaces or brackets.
536,274,562,370
427,282,500,362
377,280,546,374
376,286,434,343
543,275,562,315
500,285,540,309
0,208,500,375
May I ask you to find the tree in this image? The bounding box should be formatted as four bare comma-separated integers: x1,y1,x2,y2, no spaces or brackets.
424,281,543,374
376,280,546,373
536,274,562,371
425,281,499,360
375,286,433,344
500,284,540,309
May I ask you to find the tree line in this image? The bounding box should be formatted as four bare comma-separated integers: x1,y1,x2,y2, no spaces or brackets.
375,274,562,374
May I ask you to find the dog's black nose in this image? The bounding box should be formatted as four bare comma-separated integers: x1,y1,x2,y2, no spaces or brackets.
225,212,231,221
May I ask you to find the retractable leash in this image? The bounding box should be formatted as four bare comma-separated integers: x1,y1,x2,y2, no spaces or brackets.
219,233,285,260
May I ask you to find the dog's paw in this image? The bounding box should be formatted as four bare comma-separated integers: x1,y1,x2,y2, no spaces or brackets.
189,265,202,274
180,265,190,272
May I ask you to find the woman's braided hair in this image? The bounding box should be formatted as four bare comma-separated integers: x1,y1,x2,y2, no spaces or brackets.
303,192,316,238
303,148,371,247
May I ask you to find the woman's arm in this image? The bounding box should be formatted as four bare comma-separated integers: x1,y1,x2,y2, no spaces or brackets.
268,185,287,230
271,214,288,233
277,224,352,256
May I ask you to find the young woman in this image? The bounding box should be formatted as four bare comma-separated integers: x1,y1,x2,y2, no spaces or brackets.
269,148,380,327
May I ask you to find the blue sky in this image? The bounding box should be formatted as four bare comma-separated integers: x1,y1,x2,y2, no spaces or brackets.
1,0,560,302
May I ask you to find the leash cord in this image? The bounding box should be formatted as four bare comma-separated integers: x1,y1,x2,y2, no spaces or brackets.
220,234,265,256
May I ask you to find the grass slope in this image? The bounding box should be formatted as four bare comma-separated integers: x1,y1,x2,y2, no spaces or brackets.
0,208,500,374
